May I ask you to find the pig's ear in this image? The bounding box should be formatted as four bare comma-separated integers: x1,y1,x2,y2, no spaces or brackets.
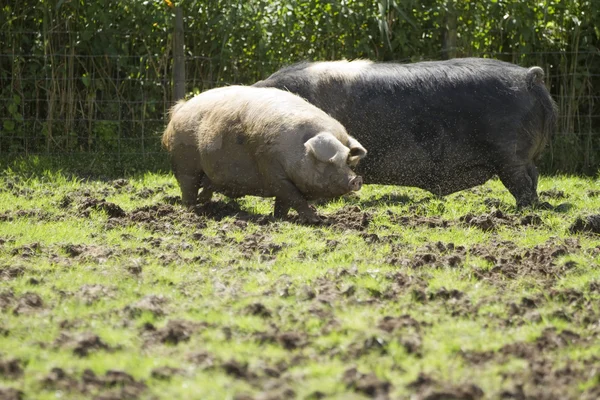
305,132,350,166
347,137,367,167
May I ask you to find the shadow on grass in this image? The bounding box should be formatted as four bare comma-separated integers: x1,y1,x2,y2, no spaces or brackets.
0,153,171,181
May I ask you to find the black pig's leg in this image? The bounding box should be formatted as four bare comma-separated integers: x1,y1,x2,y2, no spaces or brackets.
497,164,539,209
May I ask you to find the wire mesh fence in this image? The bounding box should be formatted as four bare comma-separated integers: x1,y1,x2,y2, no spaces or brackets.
1,2,599,174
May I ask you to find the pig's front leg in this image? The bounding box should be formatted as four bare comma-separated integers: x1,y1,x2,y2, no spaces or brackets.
272,179,320,224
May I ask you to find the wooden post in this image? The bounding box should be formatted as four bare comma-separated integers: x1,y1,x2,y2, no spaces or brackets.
173,6,185,102
443,1,457,59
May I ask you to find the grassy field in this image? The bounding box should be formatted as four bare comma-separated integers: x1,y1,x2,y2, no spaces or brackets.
1,168,600,400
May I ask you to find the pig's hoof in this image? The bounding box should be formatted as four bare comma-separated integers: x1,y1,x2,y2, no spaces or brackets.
534,201,554,210
300,214,322,225
553,202,573,213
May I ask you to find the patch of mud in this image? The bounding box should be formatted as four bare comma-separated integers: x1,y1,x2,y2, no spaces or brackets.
321,206,372,231
500,358,592,399
0,358,23,379
534,327,580,351
124,295,168,318
276,331,306,350
244,302,272,318
458,350,496,364
131,187,156,200
378,315,421,333
241,234,284,260
0,290,15,312
194,201,255,222
540,189,567,199
462,327,582,368
54,332,113,357
42,367,79,391
406,373,484,400
386,242,467,270
0,265,25,281
222,359,257,380
429,287,464,301
390,208,547,232
186,351,216,368
142,320,204,347
122,203,213,232
11,242,42,258
387,212,449,229
470,238,580,284
12,292,44,315
255,330,307,350
83,369,146,399
375,315,423,355
343,367,391,399
0,387,23,400
461,209,509,232
150,366,186,380
0,209,51,222
76,284,115,305
78,197,126,218
129,204,179,223
569,215,600,235
111,179,130,189
63,244,115,263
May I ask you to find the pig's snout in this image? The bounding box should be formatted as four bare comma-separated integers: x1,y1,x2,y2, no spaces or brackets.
349,176,363,191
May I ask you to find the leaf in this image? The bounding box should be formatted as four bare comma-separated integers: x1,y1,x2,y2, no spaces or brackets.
3,120,15,132
82,75,91,88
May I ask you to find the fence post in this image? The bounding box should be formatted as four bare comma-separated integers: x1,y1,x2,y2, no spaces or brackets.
443,1,457,59
173,6,185,102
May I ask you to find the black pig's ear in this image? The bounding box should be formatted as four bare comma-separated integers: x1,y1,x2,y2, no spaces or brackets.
347,137,367,167
305,132,350,166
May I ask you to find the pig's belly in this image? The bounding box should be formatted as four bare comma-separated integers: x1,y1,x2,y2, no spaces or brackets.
200,151,274,198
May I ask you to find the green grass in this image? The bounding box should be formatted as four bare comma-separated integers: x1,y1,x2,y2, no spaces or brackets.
1,169,600,399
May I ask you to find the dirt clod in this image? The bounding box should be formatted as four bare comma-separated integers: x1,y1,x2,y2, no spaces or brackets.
144,320,200,346
42,367,78,391
0,387,23,400
407,373,484,400
77,284,114,305
55,332,111,357
461,214,496,231
419,384,484,400
245,302,272,318
79,198,126,218
82,369,146,398
0,359,23,379
343,367,391,399
13,292,44,315
277,332,306,350
222,360,255,380
569,215,600,234
125,295,168,317
151,366,185,380
378,315,420,333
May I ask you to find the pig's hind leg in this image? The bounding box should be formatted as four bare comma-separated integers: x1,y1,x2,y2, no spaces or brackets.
197,175,214,204
176,174,202,208
171,144,204,208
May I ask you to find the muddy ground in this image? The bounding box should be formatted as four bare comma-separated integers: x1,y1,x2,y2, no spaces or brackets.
1,175,600,399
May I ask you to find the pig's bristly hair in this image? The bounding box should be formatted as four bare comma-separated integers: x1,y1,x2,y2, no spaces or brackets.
161,99,187,151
